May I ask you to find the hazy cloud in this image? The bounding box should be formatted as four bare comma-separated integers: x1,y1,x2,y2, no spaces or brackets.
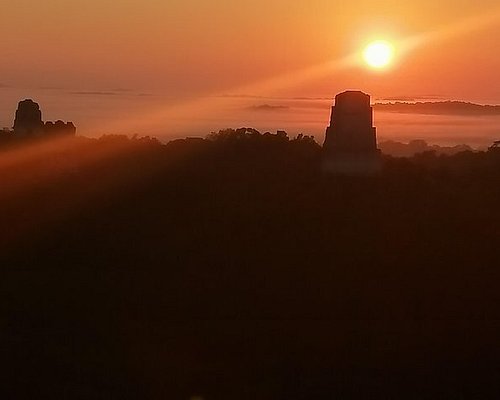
247,104,290,111
110,88,133,92
374,101,500,116
70,89,153,97
376,96,417,102
219,94,269,99
291,96,332,101
221,94,332,101
376,95,447,102
71,91,120,96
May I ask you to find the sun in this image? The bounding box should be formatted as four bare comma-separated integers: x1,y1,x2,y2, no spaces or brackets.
363,40,395,69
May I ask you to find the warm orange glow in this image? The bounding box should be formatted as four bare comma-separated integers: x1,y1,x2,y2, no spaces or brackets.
3,2,500,145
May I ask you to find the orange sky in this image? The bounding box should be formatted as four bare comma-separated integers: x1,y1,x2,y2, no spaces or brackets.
2,0,500,145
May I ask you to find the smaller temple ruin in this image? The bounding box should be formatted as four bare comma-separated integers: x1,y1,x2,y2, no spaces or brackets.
323,91,381,175
13,99,76,138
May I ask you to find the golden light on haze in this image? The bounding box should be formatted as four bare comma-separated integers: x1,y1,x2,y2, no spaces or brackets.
98,5,500,137
3,1,500,145
363,41,395,69
106,4,500,135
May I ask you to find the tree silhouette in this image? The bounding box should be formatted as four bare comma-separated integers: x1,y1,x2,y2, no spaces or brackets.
1,131,500,399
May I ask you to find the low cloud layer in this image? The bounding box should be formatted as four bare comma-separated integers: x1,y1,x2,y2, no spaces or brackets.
70,91,120,96
247,104,290,112
374,101,500,116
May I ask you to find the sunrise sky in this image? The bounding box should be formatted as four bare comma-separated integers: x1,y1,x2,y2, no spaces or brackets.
2,0,500,146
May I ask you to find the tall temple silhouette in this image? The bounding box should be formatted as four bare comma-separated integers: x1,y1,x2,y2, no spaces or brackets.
323,91,381,175
13,99,76,137
13,99,44,136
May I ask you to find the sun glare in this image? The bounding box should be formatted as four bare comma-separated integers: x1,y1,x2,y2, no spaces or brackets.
363,40,394,69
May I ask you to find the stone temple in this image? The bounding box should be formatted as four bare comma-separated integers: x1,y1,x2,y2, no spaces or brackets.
323,91,381,175
13,99,44,136
13,99,76,137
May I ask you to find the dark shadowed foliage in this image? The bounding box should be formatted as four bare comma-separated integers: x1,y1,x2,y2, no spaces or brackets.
1,129,500,399
379,139,473,157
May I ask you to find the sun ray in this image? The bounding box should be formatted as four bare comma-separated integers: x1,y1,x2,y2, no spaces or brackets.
97,6,500,137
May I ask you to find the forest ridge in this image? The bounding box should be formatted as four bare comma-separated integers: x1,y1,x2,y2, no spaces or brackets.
2,129,500,398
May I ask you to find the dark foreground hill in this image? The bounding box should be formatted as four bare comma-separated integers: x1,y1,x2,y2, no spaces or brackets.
2,129,500,399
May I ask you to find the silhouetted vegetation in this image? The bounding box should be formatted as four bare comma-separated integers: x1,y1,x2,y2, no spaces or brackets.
379,139,473,156
2,129,500,398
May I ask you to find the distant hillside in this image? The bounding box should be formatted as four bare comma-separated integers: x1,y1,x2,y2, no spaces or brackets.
374,101,500,116
379,139,473,157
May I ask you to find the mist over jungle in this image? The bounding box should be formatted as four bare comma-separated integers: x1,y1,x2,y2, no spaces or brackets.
2,89,500,148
